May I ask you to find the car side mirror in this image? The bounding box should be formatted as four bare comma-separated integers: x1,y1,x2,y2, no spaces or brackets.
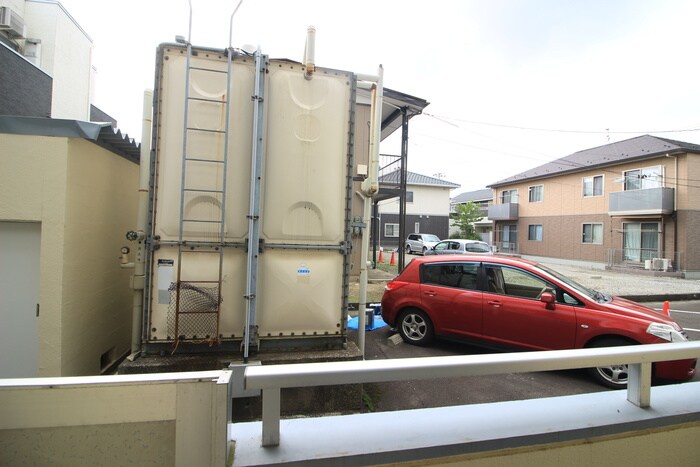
540,291,556,310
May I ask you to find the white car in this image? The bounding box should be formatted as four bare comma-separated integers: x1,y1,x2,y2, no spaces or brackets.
424,239,492,255
405,233,441,255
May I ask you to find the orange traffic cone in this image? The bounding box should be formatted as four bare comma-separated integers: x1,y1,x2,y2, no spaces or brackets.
390,250,396,266
378,249,384,263
662,301,670,316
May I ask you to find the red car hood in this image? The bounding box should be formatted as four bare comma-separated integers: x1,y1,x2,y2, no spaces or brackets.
600,296,678,327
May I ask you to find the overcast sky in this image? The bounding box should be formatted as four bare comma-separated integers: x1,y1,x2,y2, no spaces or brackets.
58,0,700,194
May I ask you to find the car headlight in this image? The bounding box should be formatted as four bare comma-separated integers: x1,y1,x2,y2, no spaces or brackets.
646,322,688,342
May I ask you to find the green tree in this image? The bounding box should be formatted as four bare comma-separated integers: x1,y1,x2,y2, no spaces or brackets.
451,201,483,240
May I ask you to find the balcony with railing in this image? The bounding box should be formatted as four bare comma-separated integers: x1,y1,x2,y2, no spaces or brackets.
488,201,519,220
3,342,699,465
609,187,675,216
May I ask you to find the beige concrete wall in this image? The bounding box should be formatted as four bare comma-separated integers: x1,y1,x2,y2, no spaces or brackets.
424,423,700,466
61,139,138,375
0,134,138,376
0,371,230,466
1,134,68,376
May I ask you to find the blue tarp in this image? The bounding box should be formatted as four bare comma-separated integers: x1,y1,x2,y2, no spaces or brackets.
347,315,388,330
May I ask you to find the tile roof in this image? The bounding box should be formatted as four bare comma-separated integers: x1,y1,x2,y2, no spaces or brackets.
452,188,492,203
489,135,700,187
379,170,460,189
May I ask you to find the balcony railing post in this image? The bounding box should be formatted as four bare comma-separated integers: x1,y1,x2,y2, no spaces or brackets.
626,362,652,408
261,387,281,447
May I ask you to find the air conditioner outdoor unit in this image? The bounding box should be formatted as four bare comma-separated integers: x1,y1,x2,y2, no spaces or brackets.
0,6,26,38
652,258,671,271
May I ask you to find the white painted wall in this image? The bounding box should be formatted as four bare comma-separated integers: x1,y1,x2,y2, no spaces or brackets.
379,185,454,216
21,0,94,120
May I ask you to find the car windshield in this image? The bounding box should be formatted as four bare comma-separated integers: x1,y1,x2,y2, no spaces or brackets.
536,264,611,303
422,235,440,242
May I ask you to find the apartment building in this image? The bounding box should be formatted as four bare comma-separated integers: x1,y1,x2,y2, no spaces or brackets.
488,135,700,278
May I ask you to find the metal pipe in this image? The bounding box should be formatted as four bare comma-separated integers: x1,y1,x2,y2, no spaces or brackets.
360,65,383,198
304,26,316,80
128,90,153,361
228,0,244,49
356,66,383,355
357,193,371,355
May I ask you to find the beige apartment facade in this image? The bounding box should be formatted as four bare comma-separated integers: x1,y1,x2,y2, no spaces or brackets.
488,135,700,278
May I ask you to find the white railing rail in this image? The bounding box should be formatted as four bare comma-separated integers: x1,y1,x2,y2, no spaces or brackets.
244,341,700,446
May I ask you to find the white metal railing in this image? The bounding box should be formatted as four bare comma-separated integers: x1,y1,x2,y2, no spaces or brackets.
244,341,700,446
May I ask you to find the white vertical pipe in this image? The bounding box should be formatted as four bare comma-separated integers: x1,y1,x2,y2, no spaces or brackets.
128,90,153,360
357,66,383,355
304,26,316,79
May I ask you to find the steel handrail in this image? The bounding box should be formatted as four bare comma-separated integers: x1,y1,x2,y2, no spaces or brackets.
243,341,700,447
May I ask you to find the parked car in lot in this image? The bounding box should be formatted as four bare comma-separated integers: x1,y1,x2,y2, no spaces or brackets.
381,255,696,389
405,233,441,255
425,239,491,255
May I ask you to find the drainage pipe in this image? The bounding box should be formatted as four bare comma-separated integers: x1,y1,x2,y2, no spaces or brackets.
357,66,383,356
127,90,153,361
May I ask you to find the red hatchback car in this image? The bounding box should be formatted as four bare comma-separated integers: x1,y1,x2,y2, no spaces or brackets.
381,255,696,389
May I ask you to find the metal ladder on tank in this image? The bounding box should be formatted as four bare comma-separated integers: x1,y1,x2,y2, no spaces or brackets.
171,36,235,351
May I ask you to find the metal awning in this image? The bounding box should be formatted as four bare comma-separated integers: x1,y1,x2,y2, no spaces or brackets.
356,87,429,141
0,116,141,163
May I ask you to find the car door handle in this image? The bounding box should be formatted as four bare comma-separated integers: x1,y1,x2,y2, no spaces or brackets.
487,300,502,307
423,291,437,297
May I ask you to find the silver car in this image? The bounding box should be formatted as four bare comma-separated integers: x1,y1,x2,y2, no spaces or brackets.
405,233,441,255
424,239,492,255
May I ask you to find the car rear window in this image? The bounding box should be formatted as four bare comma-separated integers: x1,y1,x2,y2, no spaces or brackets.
465,242,490,253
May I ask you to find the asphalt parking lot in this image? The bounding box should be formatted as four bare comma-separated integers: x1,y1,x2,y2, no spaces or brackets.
351,259,700,413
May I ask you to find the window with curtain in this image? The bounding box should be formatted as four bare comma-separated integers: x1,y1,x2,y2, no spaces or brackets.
528,185,543,202
528,224,543,241
623,222,658,261
582,175,603,197
501,189,518,204
582,223,603,244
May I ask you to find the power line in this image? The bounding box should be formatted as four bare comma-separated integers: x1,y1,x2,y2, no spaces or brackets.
423,113,700,135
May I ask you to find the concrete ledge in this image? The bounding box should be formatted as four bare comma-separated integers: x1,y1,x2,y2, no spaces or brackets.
229,381,700,466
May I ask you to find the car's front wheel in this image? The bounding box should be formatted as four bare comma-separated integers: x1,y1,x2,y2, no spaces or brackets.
397,309,434,346
587,337,634,389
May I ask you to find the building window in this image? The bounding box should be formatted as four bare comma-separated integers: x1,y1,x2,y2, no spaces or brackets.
623,222,659,262
624,166,663,191
414,222,420,233
384,223,399,238
501,189,518,204
528,185,543,203
528,224,543,241
582,223,603,244
583,175,603,197
406,191,414,203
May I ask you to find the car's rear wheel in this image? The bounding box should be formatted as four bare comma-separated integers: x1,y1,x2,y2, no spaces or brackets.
405,244,411,254
397,309,434,346
587,337,634,389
